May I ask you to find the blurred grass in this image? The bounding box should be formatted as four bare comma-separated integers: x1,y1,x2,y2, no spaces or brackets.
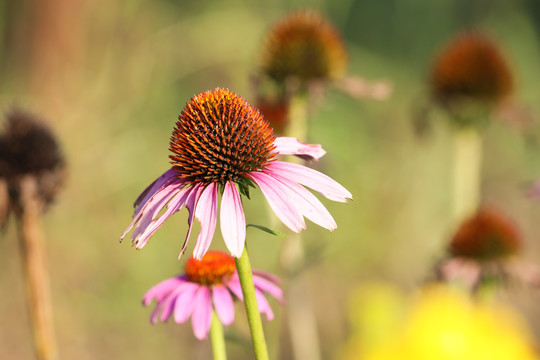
1,0,540,359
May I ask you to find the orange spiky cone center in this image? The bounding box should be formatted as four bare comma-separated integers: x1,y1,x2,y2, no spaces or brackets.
185,251,237,285
169,88,276,185
450,209,522,261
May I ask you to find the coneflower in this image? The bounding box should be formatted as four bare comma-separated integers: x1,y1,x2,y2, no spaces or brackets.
0,109,65,360
438,208,539,291
260,10,347,85
121,88,351,260
431,31,513,113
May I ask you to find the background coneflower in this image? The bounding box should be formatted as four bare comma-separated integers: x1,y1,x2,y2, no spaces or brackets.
437,208,539,291
260,10,347,85
430,31,513,115
0,109,65,360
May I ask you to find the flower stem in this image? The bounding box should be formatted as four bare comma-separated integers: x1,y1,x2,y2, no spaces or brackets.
453,128,482,223
210,310,227,360
235,245,269,360
16,176,58,360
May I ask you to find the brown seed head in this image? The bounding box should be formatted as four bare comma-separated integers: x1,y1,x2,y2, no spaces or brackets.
169,88,276,185
431,32,513,105
260,10,347,83
185,251,236,285
0,109,66,219
450,208,522,261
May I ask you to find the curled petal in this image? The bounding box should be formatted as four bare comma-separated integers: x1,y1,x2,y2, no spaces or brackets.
212,285,235,325
134,169,179,215
249,172,306,233
179,183,203,259
220,182,246,258
266,161,352,202
192,183,218,260
191,286,213,340
273,137,326,160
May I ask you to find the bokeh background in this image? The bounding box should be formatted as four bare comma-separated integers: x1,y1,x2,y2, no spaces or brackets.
1,0,540,359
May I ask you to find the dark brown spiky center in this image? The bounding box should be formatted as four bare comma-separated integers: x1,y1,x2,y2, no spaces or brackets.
450,209,521,261
169,89,276,185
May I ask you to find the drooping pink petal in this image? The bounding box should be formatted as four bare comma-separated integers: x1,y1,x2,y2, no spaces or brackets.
121,178,186,246
266,161,352,202
191,286,213,340
143,276,186,306
193,183,218,260
253,270,281,285
135,186,192,249
173,282,200,323
273,137,326,160
179,183,204,259
254,289,274,321
249,172,306,233
225,278,244,301
134,169,179,215
220,181,246,258
263,170,337,231
212,284,235,325
149,284,187,324
253,275,283,302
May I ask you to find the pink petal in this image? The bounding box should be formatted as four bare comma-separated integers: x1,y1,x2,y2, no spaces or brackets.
273,137,326,160
122,178,186,246
220,182,246,258
193,183,218,260
253,275,283,302
212,285,235,325
135,186,192,249
149,284,188,324
263,170,337,231
179,184,204,259
191,286,213,340
134,169,179,216
253,270,281,285
225,278,244,301
266,161,352,202
249,172,306,233
143,276,186,306
173,283,200,323
254,289,274,321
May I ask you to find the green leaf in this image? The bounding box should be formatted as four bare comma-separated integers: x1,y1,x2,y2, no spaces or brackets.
246,224,286,237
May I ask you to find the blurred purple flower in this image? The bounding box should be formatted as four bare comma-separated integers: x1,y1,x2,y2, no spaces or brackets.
143,251,282,340
121,89,352,259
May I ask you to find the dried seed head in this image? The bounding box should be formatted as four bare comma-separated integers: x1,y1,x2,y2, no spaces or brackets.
0,110,64,179
0,109,66,218
431,32,513,105
260,10,347,83
185,251,236,285
169,88,276,185
450,208,522,261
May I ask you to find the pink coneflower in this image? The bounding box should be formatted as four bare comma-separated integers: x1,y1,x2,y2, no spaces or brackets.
121,88,351,259
437,208,540,290
143,251,282,340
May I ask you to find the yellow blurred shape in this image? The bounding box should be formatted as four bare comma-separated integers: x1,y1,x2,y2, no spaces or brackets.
339,284,538,360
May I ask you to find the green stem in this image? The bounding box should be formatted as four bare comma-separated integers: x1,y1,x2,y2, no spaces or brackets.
235,245,269,360
210,310,227,360
453,128,482,224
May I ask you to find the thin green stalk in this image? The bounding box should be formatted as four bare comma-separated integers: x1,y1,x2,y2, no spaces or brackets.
210,310,227,360
453,128,482,224
235,245,269,360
